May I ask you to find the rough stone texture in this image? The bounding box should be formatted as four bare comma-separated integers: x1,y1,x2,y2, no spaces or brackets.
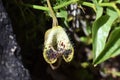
0,0,31,80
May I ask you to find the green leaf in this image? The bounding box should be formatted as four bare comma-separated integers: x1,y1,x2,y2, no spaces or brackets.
56,10,67,19
92,0,103,17
92,15,109,60
56,10,68,27
93,8,118,62
96,6,103,20
93,27,120,65
116,0,120,4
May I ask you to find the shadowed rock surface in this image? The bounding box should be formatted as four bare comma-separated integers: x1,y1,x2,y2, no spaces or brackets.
0,0,31,80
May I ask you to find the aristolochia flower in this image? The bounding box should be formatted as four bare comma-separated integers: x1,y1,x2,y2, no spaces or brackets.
43,26,74,64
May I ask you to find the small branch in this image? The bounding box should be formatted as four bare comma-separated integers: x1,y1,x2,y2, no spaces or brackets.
99,2,120,16
98,2,114,7
54,0,78,10
22,4,49,11
112,4,120,16
82,2,96,12
22,0,78,11
47,0,58,27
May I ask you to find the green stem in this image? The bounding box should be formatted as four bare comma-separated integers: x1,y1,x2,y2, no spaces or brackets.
47,0,58,27
98,2,114,7
112,4,120,16
54,0,78,10
83,2,120,16
99,2,120,16
22,0,78,11
23,4,49,11
82,2,96,12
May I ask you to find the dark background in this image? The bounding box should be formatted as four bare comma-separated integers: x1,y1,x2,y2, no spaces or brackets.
2,0,120,80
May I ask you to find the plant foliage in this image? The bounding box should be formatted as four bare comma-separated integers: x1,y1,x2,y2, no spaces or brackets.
23,0,120,66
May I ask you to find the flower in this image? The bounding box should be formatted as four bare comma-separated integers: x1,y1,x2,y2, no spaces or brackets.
43,26,74,64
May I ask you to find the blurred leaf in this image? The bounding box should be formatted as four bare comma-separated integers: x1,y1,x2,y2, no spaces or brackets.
96,6,103,20
56,0,69,5
93,27,120,65
80,37,92,44
81,62,89,68
56,10,69,27
116,0,120,3
56,10,67,19
111,71,120,77
93,0,103,19
93,8,118,62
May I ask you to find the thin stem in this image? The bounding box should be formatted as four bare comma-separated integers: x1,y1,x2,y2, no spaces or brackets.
98,2,114,7
82,2,96,12
23,4,49,11
47,0,58,27
99,2,120,16
112,4,120,16
55,0,78,10
22,0,78,11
